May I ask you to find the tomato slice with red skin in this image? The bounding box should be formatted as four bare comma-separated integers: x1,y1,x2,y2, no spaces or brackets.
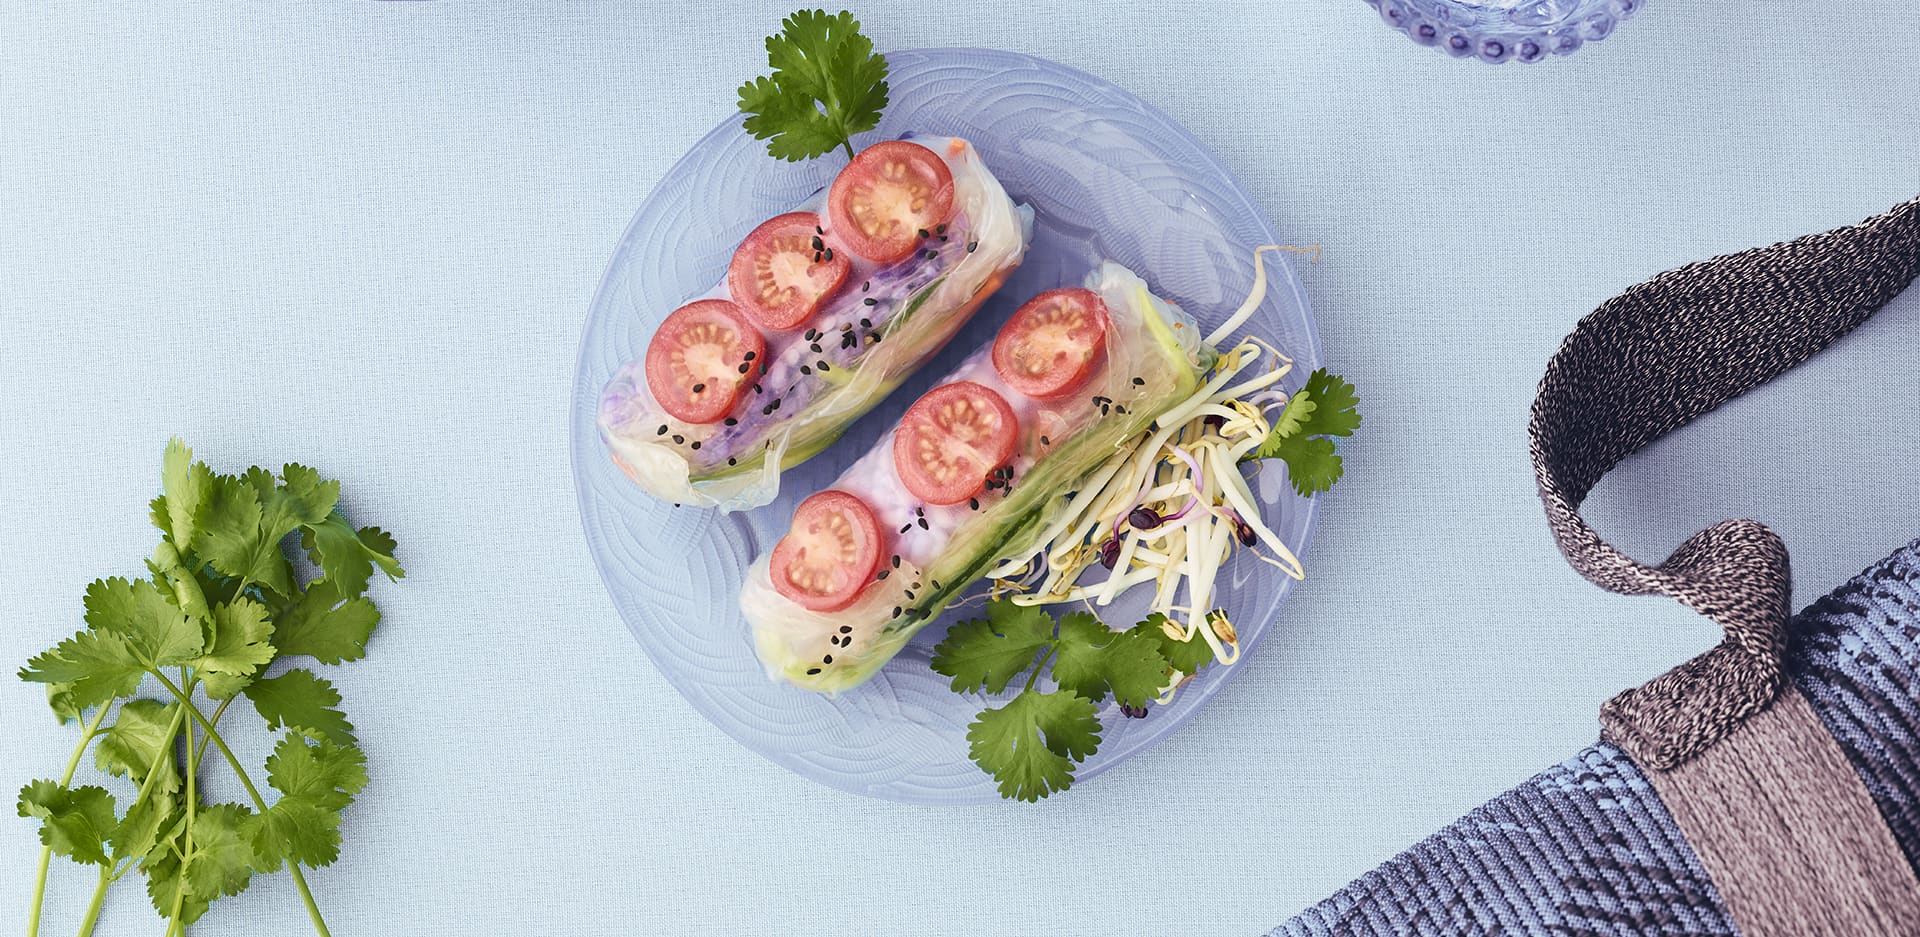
726,212,850,331
770,490,884,612
893,381,1018,505
827,141,956,265
644,299,765,425
991,288,1111,400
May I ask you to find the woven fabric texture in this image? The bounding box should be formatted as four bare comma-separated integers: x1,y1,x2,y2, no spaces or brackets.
1271,540,1920,937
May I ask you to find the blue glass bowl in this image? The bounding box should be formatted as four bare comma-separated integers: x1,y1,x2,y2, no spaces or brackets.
1366,0,1643,62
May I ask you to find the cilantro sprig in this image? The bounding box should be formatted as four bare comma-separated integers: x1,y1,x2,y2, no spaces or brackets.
16,439,400,937
931,601,1215,801
738,9,890,162
1244,367,1361,496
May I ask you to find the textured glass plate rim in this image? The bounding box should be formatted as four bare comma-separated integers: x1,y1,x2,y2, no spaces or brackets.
570,47,1322,803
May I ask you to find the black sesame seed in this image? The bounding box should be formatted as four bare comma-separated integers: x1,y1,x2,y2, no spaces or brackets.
891,607,902,617
891,555,900,568
815,225,823,234
809,343,822,353
770,398,780,410
753,384,763,394
917,517,929,529
671,434,685,444
723,417,737,426
842,333,857,349
811,235,824,250
690,441,701,450
800,365,812,375
936,224,947,234
876,569,890,580
656,425,668,436
840,625,853,633
900,523,913,534
859,317,872,327
727,457,737,466
861,281,870,292
969,497,979,510
922,249,938,259
817,361,830,372
823,248,833,261
807,668,822,675
1040,435,1050,446
967,241,978,252
743,351,756,360
738,362,751,374
1132,377,1146,386
691,382,705,393
863,297,877,306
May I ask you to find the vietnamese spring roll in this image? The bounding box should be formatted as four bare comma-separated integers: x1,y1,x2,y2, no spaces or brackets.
742,262,1217,692
598,135,1032,512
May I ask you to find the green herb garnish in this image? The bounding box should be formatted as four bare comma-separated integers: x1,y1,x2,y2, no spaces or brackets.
737,9,890,162
931,600,1214,801
16,439,400,937
1245,367,1361,495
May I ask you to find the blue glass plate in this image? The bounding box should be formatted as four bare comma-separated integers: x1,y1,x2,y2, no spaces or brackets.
571,48,1321,804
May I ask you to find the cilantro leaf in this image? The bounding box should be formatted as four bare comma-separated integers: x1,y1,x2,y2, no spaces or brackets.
737,9,889,162
200,473,294,597
19,630,146,708
191,598,277,683
95,698,183,795
244,669,355,745
245,464,339,543
930,601,1053,694
143,845,211,927
1269,392,1314,440
274,579,380,665
266,735,369,813
1301,368,1361,438
1130,613,1216,677
158,438,213,552
17,780,116,866
83,576,202,667
185,803,257,899
1274,437,1342,498
1245,368,1360,496
248,798,343,870
300,510,404,600
111,790,180,866
1050,612,1170,707
965,691,1101,802
46,683,84,724
149,542,212,622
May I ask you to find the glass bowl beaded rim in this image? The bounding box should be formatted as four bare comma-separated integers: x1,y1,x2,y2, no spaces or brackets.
1365,0,1644,63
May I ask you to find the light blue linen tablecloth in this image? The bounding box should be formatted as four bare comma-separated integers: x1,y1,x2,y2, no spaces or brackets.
4,3,1917,935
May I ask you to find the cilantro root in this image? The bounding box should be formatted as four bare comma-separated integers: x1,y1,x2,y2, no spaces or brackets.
16,439,401,937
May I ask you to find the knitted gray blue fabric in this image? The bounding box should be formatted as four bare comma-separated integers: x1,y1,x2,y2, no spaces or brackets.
1270,539,1920,936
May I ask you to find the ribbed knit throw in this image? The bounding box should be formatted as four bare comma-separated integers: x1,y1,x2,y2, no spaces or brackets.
1274,196,1920,936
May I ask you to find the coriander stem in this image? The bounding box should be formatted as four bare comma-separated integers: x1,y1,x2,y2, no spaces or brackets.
169,678,197,931
73,865,109,937
26,701,114,937
840,138,855,161
151,673,334,937
1024,645,1059,693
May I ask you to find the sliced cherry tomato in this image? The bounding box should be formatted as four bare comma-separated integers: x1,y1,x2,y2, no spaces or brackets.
726,212,850,331
991,288,1111,400
770,490,884,612
827,141,956,265
644,299,765,425
892,381,1018,505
